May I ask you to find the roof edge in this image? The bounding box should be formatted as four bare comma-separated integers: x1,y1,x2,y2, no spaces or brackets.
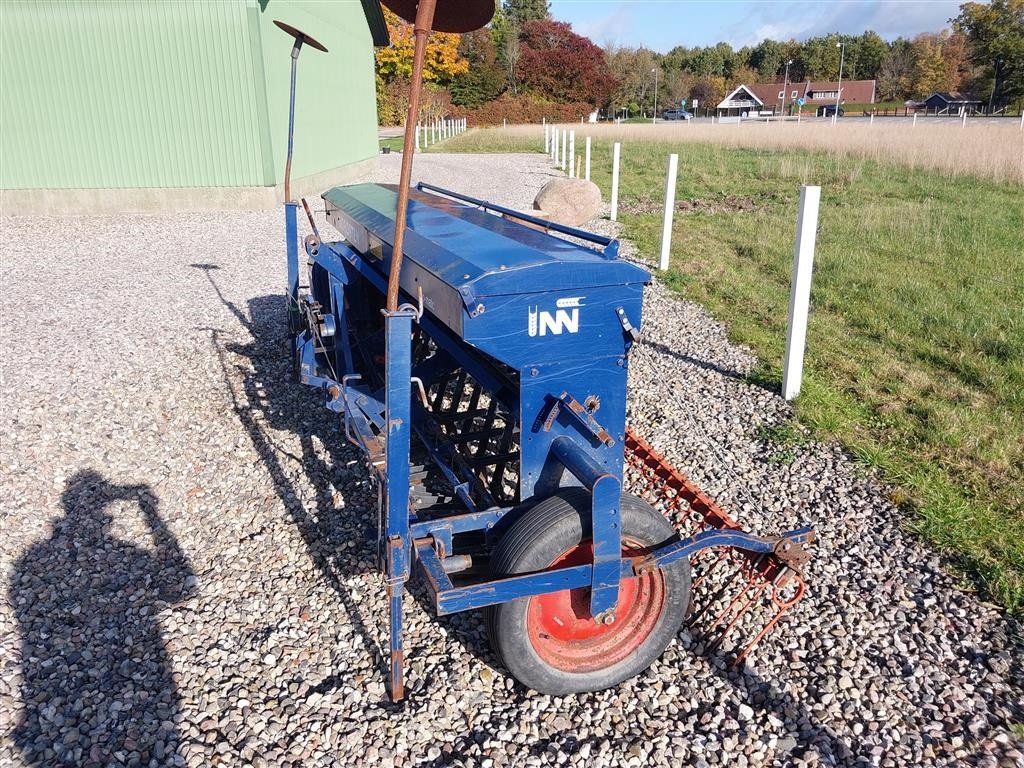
360,0,390,47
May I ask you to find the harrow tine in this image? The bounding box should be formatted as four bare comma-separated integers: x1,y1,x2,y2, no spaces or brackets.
623,427,810,664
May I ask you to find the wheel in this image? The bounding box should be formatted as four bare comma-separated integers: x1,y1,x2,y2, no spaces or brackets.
485,488,691,695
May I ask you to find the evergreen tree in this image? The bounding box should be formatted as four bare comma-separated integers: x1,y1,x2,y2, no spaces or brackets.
504,0,549,26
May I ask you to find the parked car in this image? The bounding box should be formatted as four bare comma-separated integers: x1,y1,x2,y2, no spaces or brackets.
662,109,693,121
817,104,845,117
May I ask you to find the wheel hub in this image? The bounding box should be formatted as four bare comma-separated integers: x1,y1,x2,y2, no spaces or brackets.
526,539,666,673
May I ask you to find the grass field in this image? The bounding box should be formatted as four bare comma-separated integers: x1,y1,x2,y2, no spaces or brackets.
435,124,1024,613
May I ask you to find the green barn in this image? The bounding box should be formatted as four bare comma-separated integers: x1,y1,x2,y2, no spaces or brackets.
0,0,388,212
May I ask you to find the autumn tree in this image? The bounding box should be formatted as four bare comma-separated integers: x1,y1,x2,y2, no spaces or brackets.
374,7,469,85
516,20,617,106
912,34,950,95
877,40,915,100
605,45,659,114
690,76,727,111
954,0,1024,109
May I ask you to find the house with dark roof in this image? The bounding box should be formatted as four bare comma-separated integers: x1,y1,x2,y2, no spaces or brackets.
716,80,876,117
920,92,982,114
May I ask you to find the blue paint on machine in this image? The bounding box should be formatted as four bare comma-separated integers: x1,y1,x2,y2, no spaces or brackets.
286,181,814,700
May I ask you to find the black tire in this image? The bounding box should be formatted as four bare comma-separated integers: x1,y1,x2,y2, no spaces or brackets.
485,488,690,695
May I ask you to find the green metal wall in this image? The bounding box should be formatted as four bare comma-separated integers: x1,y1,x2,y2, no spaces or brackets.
0,0,379,190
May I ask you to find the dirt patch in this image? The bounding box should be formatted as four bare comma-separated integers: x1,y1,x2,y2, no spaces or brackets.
620,194,761,215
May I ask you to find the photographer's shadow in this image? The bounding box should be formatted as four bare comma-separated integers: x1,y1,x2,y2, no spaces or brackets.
11,470,195,767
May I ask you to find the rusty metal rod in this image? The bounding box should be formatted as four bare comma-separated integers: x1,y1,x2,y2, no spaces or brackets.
386,0,437,313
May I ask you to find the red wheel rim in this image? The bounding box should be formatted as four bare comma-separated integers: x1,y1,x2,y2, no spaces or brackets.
526,538,666,673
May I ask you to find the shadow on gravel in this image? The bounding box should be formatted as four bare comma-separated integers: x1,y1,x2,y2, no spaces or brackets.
193,264,396,698
10,471,195,767
639,338,752,385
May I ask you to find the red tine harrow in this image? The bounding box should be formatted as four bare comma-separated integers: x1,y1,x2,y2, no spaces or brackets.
624,428,812,663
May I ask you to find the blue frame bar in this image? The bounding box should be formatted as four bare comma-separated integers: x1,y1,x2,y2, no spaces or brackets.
285,202,300,330
549,436,621,615
417,182,620,258
383,309,414,700
415,525,812,615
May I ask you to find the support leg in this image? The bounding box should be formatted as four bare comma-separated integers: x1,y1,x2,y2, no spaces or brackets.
388,580,405,701
284,201,301,335
383,310,414,700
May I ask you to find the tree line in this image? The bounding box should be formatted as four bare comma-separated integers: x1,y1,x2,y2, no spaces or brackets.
374,0,1024,123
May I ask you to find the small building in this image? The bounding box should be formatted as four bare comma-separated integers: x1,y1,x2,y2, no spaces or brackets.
920,92,982,114
1,0,388,213
715,85,765,118
717,80,876,117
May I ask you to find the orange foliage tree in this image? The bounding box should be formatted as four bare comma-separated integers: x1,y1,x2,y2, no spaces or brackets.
374,8,469,84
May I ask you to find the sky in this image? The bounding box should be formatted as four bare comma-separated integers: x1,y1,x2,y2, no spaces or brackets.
548,0,962,51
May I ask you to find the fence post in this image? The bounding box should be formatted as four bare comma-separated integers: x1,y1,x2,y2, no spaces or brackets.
659,154,679,271
415,124,420,150
569,131,575,178
962,112,967,128
561,129,567,170
552,126,558,162
585,136,592,181
544,122,550,153
913,113,917,128
610,142,621,221
869,113,874,126
781,185,821,401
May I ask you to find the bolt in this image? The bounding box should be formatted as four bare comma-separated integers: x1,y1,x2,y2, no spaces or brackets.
530,368,539,377
600,611,616,625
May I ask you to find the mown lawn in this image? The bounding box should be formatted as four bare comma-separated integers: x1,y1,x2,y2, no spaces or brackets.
437,128,1024,613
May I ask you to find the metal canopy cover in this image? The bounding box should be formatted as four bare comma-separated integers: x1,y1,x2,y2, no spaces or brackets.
271,19,329,52
380,0,495,32
323,184,649,301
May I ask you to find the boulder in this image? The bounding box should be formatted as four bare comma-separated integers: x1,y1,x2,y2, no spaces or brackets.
532,178,602,227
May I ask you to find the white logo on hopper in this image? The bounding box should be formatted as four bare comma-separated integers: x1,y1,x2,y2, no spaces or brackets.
528,297,585,336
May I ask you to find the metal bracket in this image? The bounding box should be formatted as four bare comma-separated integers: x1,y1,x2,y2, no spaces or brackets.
616,306,641,343
543,392,615,447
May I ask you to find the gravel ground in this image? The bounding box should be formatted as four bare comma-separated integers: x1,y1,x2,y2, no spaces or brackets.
1,152,1022,768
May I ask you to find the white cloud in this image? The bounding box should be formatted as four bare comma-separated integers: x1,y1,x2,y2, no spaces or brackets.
575,6,634,47
728,0,960,46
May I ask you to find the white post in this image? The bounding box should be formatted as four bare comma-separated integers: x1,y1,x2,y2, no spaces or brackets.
659,153,679,271
962,111,967,128
585,136,591,181
561,129,567,170
569,131,575,178
913,113,917,128
503,118,507,128
781,185,821,401
432,121,437,143
610,142,621,221
552,127,558,162
869,113,874,126
1020,111,1024,130
415,124,421,150
544,122,550,153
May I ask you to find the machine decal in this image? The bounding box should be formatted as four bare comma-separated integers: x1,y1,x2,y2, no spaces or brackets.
529,296,585,337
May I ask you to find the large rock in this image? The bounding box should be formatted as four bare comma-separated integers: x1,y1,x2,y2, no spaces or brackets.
533,178,602,226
